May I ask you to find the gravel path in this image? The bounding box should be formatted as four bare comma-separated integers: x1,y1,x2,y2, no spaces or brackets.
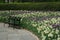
0,23,39,40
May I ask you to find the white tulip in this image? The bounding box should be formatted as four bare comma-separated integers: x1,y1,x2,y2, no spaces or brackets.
48,33,53,37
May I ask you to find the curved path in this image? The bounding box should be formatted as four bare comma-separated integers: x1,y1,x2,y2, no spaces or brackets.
0,23,39,40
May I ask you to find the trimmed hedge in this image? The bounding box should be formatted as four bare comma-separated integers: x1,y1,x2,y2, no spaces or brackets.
0,2,60,11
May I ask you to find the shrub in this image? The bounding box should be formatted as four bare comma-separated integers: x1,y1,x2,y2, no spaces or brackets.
0,2,60,11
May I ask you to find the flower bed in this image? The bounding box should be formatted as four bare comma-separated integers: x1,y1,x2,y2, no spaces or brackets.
14,12,60,40
0,11,60,40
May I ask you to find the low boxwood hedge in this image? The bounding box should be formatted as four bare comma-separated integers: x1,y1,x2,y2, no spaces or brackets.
0,2,60,11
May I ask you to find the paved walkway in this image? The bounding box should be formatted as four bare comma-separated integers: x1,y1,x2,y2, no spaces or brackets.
0,23,39,40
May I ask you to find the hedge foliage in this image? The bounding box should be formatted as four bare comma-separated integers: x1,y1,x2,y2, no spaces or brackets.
0,2,60,11
0,0,60,2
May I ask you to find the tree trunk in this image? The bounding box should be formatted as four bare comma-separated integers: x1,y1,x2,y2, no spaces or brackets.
5,0,8,3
